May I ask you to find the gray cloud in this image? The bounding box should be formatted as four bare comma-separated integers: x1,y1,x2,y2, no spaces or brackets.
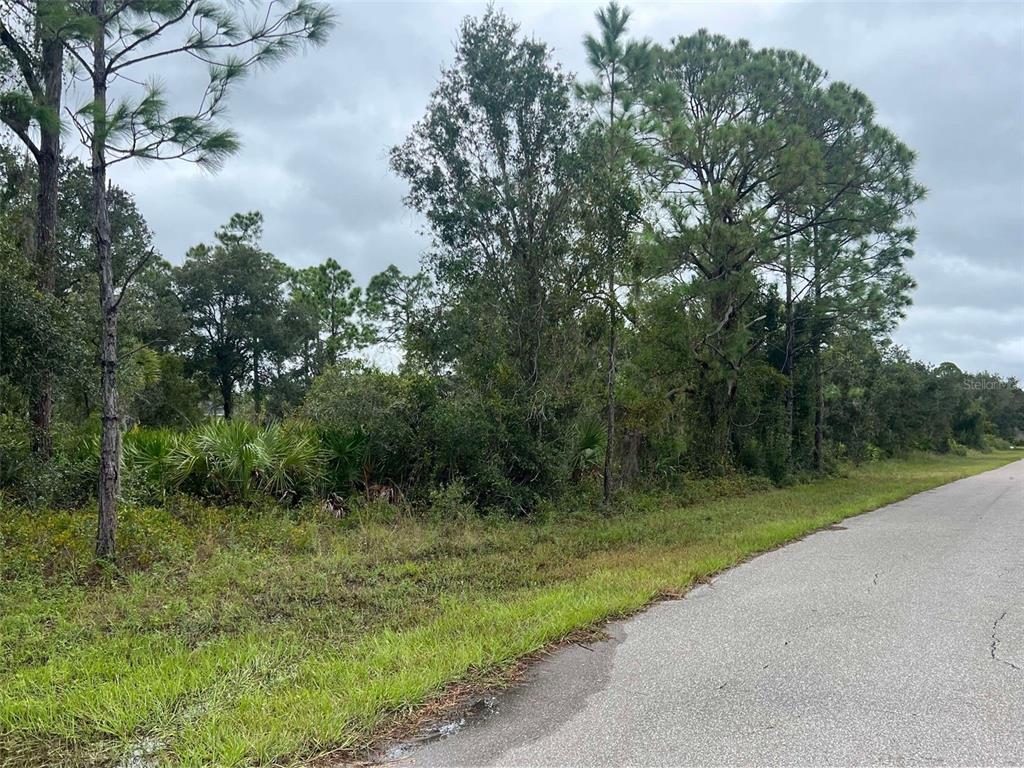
106,0,1024,379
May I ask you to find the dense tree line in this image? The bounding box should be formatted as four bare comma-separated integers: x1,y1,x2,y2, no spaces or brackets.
1,4,1021,554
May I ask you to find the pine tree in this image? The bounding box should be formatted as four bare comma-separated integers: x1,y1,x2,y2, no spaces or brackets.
34,0,333,558
580,2,648,501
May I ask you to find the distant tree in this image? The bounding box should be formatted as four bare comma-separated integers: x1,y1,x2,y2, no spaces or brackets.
289,257,364,375
363,264,431,351
970,373,1024,441
777,84,924,469
32,0,332,557
176,212,287,421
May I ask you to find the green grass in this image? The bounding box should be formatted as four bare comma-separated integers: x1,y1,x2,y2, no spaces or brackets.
0,451,1018,767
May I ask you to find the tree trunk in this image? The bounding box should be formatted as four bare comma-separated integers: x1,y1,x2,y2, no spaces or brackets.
521,252,543,390
252,346,262,418
221,376,234,420
811,223,824,473
602,264,616,503
92,1,118,560
701,280,740,471
621,429,641,484
782,220,795,471
812,339,824,472
29,8,63,459
602,77,618,505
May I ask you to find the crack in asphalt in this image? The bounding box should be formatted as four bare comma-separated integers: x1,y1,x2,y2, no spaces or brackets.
990,610,1022,672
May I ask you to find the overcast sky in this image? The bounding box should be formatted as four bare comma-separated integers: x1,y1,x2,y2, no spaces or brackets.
107,0,1024,379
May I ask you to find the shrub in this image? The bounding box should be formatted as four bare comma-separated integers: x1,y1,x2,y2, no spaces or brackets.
982,433,1011,451
266,422,325,499
319,429,369,492
301,363,422,485
302,364,564,513
943,437,968,456
569,417,605,481
123,427,180,503
0,412,30,489
120,420,326,504
426,478,475,522
133,354,203,428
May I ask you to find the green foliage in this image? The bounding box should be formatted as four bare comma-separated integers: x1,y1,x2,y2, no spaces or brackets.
983,434,1012,451
175,213,290,418
319,429,369,492
46,0,335,172
258,422,323,500
301,364,569,513
0,421,103,508
363,265,432,352
123,426,180,502
1,4,1022,534
288,258,369,374
165,420,324,503
133,354,203,429
390,7,589,404
0,410,30,489
631,30,924,467
300,364,420,486
826,345,1023,460
426,479,475,522
944,438,968,457
570,417,607,480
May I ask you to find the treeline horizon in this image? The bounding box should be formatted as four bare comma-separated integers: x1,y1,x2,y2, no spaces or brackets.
2,2,1022,555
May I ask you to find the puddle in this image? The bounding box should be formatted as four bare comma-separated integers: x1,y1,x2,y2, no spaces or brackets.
380,695,499,762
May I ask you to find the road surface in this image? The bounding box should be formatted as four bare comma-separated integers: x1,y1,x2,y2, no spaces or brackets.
395,460,1024,767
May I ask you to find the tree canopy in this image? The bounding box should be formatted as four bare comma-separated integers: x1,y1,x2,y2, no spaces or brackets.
0,2,1019,535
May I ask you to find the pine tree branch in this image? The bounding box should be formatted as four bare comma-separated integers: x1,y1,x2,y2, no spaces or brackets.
105,0,203,69
0,17,42,97
0,113,41,159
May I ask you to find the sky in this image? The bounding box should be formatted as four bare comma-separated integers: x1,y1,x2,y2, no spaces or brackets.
105,0,1024,379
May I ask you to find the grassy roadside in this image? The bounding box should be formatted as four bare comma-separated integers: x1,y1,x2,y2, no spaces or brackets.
1,451,1018,767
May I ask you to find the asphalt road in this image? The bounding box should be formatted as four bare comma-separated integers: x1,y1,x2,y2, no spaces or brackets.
397,460,1024,767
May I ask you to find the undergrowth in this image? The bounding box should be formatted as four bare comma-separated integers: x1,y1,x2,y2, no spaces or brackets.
0,451,1017,767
